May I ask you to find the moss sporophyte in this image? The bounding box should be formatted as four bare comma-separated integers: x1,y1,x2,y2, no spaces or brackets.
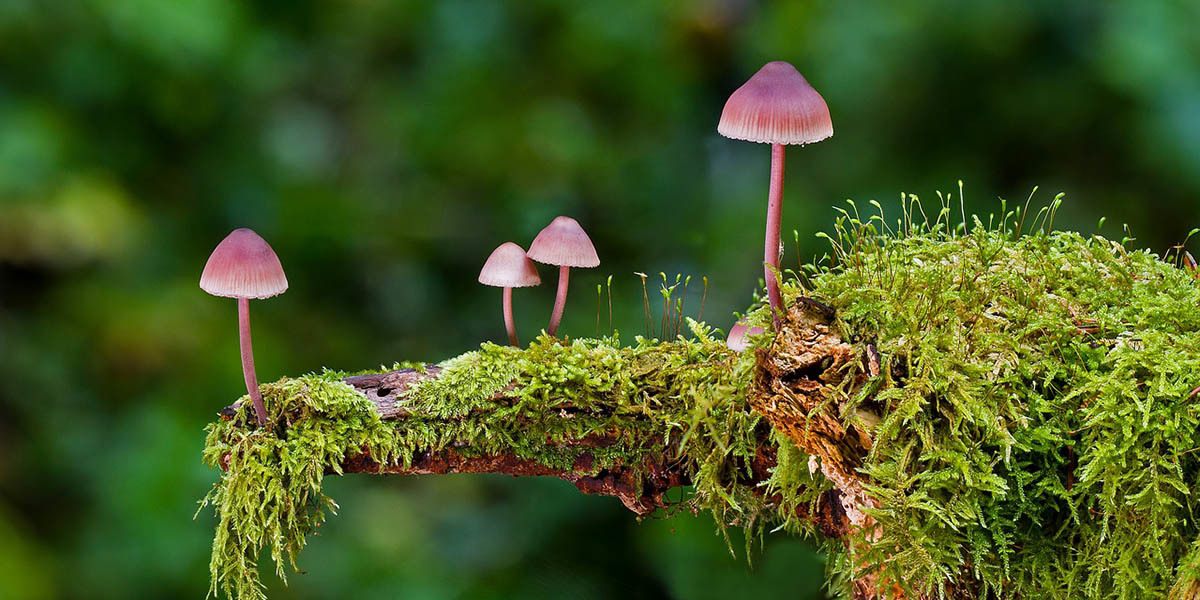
201,205,1200,599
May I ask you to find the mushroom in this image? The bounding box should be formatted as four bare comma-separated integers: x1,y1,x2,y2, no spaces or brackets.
726,321,765,352
479,242,541,346
526,216,599,337
200,228,288,427
718,61,832,325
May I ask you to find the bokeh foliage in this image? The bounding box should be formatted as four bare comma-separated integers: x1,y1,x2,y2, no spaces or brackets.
2,1,1199,598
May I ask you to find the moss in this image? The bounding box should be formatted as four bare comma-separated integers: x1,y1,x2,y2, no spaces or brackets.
198,373,404,600
202,199,1200,599
1173,537,1200,599
802,202,1200,597
200,322,801,599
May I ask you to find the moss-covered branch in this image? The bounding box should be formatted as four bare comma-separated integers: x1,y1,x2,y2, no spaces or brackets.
314,366,745,516
201,209,1200,600
203,320,846,599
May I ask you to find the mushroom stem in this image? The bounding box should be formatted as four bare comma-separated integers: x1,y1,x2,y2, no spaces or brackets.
764,142,786,327
548,265,570,336
503,287,519,347
237,297,269,426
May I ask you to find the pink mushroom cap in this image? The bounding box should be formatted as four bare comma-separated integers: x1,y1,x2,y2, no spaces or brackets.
718,61,833,146
727,321,766,352
200,228,289,299
479,242,541,288
526,216,600,268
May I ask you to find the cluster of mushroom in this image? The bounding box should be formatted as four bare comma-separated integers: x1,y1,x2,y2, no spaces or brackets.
197,60,830,425
477,216,599,346
474,60,831,353
194,218,600,427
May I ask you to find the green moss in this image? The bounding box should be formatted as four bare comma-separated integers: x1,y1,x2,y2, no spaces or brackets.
1173,537,1200,599
802,202,1200,597
403,344,519,418
200,323,801,599
199,373,404,600
202,199,1200,599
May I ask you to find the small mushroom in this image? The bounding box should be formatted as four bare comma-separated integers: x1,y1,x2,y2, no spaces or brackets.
200,228,288,426
719,61,833,325
726,321,765,352
526,216,599,337
479,242,541,346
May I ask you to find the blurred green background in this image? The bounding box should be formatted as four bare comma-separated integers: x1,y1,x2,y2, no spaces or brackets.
2,1,1199,598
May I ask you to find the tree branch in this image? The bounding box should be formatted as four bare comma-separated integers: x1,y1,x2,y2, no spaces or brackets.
342,366,692,515
291,363,857,540
218,300,882,594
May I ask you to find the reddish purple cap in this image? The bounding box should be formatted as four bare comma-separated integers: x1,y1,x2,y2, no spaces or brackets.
718,61,833,146
727,321,766,352
527,216,600,268
479,242,541,288
200,228,289,299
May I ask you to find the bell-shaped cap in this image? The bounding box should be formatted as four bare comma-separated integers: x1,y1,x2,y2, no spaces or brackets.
200,228,289,299
726,321,765,352
527,216,600,268
479,242,541,288
718,61,833,146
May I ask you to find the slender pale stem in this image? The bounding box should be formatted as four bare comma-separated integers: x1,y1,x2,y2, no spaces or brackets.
548,265,570,336
238,297,268,426
503,287,518,347
764,143,786,327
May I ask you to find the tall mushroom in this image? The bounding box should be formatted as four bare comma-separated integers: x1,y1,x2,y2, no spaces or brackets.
718,61,833,326
200,228,288,426
479,242,541,346
527,216,599,337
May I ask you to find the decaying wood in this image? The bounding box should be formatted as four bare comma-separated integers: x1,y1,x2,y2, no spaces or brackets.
752,298,895,598
752,298,879,528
